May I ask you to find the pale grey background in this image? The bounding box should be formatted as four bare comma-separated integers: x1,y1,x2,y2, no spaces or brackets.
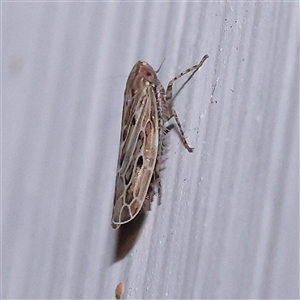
3,1,299,299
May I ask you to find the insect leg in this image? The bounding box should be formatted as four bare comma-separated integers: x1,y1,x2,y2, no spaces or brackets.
143,194,152,211
165,54,209,102
164,54,209,153
169,108,194,152
154,162,162,205
162,105,194,153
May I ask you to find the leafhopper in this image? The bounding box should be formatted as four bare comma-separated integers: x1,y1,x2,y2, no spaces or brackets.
112,55,209,229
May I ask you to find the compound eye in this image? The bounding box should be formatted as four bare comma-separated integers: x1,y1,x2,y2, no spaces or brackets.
146,71,155,82
141,64,156,83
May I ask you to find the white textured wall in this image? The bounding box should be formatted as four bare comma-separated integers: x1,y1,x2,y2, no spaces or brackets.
3,1,299,299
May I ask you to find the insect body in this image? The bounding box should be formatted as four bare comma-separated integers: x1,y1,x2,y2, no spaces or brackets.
112,55,209,229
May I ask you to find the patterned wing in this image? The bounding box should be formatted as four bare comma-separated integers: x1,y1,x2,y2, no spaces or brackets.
112,61,160,229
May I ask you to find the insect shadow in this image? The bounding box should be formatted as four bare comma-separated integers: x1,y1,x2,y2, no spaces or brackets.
113,211,146,262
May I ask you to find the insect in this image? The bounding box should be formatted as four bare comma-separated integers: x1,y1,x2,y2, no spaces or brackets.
111,55,209,229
